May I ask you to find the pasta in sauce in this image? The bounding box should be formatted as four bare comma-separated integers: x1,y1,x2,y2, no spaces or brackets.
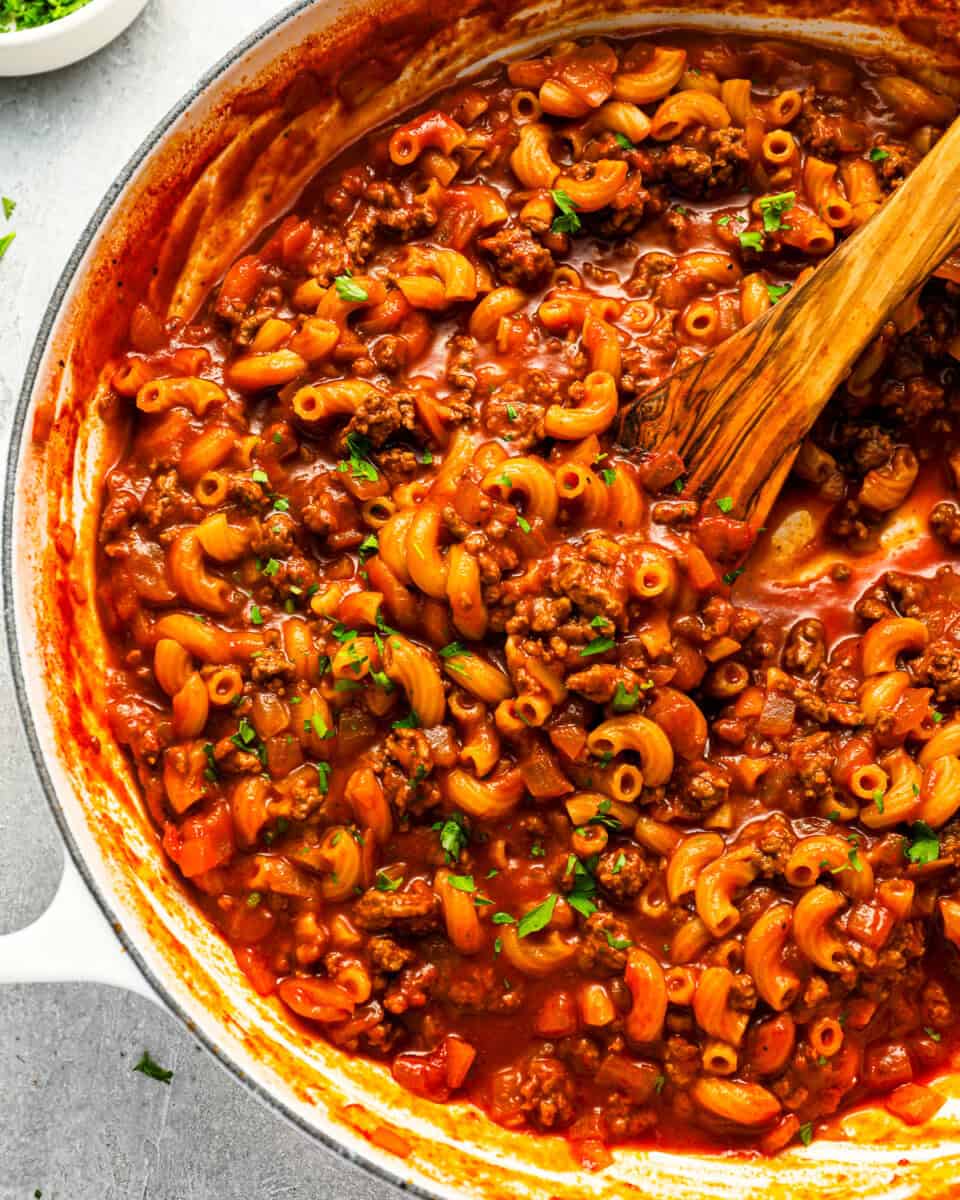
97,32,960,1161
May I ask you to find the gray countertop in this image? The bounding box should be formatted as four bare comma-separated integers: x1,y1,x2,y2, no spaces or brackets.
0,4,394,1196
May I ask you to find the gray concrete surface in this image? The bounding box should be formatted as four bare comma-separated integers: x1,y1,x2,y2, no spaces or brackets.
0,3,397,1196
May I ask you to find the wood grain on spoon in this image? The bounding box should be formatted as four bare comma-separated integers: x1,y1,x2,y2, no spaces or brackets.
617,113,960,538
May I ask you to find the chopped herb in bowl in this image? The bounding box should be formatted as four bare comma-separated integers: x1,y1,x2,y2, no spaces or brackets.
0,0,92,31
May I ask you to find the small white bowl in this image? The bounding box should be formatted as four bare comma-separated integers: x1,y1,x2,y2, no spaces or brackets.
0,0,149,76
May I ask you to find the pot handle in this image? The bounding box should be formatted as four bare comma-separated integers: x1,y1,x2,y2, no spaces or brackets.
0,851,162,1006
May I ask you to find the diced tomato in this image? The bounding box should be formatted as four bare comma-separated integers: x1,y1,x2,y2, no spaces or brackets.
234,946,279,997
885,1081,945,1126
392,1034,477,1101
168,800,235,878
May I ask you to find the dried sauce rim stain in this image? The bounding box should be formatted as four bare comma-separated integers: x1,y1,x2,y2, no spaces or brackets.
9,1,960,1197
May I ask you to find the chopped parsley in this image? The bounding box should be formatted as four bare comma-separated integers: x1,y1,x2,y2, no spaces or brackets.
309,713,334,740
672,476,685,494
251,468,269,484
517,893,558,937
262,558,280,576
439,641,469,661
550,188,582,235
654,1073,666,1094
614,132,634,150
1,196,14,220
765,282,791,303
932,710,944,723
433,812,469,863
723,566,745,585
231,717,257,748
580,636,615,657
758,190,795,233
446,874,476,892
358,533,379,562
611,851,627,875
249,602,265,624
567,856,598,917
133,1051,173,1084
506,403,519,422
375,871,402,892
738,230,764,252
600,467,617,486
530,842,546,858
392,710,420,730
869,147,890,162
925,1026,943,1043
716,215,732,227
516,515,532,534
334,272,368,303
272,497,290,512
612,682,640,713
605,930,632,950
799,1122,814,1146
492,912,515,925
716,496,734,513
202,742,218,783
338,431,379,483
906,821,940,865
873,789,885,814
315,761,332,794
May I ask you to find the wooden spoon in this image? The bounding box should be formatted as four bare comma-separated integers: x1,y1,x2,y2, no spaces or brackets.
617,114,960,537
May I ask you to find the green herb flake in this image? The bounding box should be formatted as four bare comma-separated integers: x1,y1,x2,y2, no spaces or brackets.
262,558,280,577
492,912,515,925
723,566,745,585
758,191,795,233
925,1026,943,1042
339,431,379,484
799,1122,814,1147
874,789,885,814
133,1051,173,1084
2,196,14,220
250,604,264,626
605,930,632,950
334,273,369,303
392,710,420,730
612,682,640,713
516,515,532,534
434,812,469,863
358,533,379,561
716,215,732,227
614,132,634,150
869,147,890,163
506,403,519,422
517,893,558,938
611,851,627,875
580,635,615,657
550,188,582,235
439,641,468,661
738,230,764,252
716,496,734,513
933,710,944,723
375,872,402,892
672,476,685,494
315,761,332,794
446,874,476,893
251,468,269,484
246,891,263,908
654,1073,666,1094
766,282,792,303
272,497,290,512
906,820,940,865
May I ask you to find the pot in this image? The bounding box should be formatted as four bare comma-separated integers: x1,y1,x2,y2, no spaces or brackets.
5,2,960,1196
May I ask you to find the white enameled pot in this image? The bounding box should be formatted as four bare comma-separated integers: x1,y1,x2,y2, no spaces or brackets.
4,3,960,1196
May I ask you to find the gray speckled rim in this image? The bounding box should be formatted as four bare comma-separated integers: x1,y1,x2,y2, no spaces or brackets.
1,3,432,1194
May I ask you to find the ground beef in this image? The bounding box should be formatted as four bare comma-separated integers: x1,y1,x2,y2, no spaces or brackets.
478,226,554,288
670,760,731,819
368,936,416,974
931,500,960,547
576,911,632,973
374,728,442,816
443,963,526,1013
352,879,442,934
141,472,201,529
565,664,645,704
446,335,478,395
250,514,298,558
553,539,628,626
596,845,651,902
383,962,438,1013
488,1056,576,1130
503,595,573,636
915,641,960,702
782,618,827,677
337,388,416,449
249,647,296,683
653,127,749,197
481,391,545,451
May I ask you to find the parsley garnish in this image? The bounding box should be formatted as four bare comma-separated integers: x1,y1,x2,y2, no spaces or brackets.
251,468,269,484
334,272,368,303
133,1051,172,1084
580,636,615,657
723,566,745,585
392,710,420,730
492,912,515,925
765,282,791,303
738,230,764,252
338,431,379,483
605,930,632,949
315,761,332,794
550,188,582,235
614,132,634,150
1,196,14,219
516,515,532,534
600,468,617,486
716,496,734,513
873,789,885,814
358,533,379,561
439,641,468,660
262,558,280,576
612,682,640,713
799,1122,814,1146
375,872,402,892
517,893,558,937
906,821,940,864
758,190,795,233
869,147,889,162
654,1073,666,1093
925,1026,943,1042
506,403,518,422
446,874,476,892
433,812,469,863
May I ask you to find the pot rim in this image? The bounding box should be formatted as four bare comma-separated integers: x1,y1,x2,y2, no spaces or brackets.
0,3,452,1196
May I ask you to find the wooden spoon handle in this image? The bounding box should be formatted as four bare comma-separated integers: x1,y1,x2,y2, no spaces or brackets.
618,114,960,527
